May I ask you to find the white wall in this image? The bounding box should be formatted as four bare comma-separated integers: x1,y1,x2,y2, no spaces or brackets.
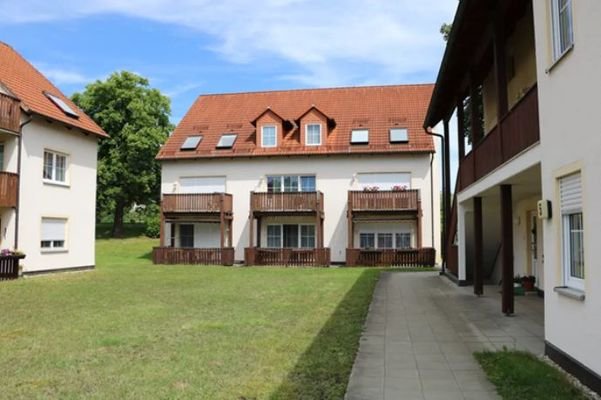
19,118,99,272
533,0,601,376
161,153,440,263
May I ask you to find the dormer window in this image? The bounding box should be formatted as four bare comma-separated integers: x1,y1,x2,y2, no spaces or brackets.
390,128,408,143
216,134,237,149
306,124,322,146
351,129,369,144
261,125,277,148
180,135,203,151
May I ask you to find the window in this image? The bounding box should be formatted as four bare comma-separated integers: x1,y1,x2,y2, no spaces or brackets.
0,143,4,171
560,172,584,290
306,124,322,146
551,0,574,61
43,150,67,183
179,224,195,248
262,125,277,148
41,218,67,250
360,233,375,249
45,92,79,118
267,175,316,193
357,173,411,191
377,233,393,249
351,129,369,144
180,135,202,151
267,224,315,248
390,128,409,143
216,134,237,149
396,233,412,249
267,225,282,248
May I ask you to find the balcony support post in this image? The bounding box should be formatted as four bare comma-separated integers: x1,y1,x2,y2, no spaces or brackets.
347,195,354,249
228,219,233,248
500,185,514,315
159,202,165,247
416,196,423,248
249,213,254,248
456,98,465,159
473,196,484,296
443,118,451,254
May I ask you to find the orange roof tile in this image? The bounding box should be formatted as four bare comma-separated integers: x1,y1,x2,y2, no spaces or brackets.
0,42,107,138
157,84,435,160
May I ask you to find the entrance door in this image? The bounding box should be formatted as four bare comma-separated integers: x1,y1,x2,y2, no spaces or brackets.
529,211,544,290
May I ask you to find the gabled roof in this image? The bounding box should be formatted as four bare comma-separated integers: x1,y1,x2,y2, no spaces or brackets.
158,84,435,160
0,41,108,138
250,107,286,126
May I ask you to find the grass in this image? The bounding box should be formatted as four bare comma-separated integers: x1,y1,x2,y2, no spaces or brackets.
0,235,389,399
475,350,589,400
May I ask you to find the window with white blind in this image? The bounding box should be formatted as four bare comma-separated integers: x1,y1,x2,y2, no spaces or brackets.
43,150,68,184
551,0,574,61
41,218,67,250
560,172,584,290
262,125,277,148
305,124,322,146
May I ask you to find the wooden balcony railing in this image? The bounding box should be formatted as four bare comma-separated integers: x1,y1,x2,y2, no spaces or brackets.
348,190,419,212
0,172,18,208
152,247,234,266
244,247,330,267
161,193,232,214
250,191,324,214
0,93,21,134
346,248,436,267
0,255,25,281
459,85,539,191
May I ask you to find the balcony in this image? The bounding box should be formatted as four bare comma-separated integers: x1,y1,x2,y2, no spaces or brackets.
152,247,234,266
250,191,324,215
458,85,540,192
346,248,435,267
161,193,232,214
348,190,419,213
244,247,330,267
0,93,21,134
0,172,18,208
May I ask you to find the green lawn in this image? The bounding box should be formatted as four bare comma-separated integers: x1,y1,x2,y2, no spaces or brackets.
475,350,589,400
0,237,385,399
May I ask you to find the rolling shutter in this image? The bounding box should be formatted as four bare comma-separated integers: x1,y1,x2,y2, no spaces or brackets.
41,218,66,241
179,176,226,194
560,172,582,214
357,173,411,190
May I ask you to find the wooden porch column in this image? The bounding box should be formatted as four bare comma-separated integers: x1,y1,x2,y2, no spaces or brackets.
347,196,354,249
249,214,255,248
170,224,175,248
416,196,423,248
317,215,324,248
473,197,484,296
256,218,262,247
456,98,465,159
228,219,233,248
501,185,514,315
219,195,225,248
159,203,165,247
443,118,451,246
469,75,483,144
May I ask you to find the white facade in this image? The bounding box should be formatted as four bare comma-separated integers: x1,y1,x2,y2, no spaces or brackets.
161,153,440,263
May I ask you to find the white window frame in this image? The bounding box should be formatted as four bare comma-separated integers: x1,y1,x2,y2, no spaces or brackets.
560,172,585,291
265,224,316,248
305,123,322,146
41,217,68,252
551,0,574,62
261,125,277,148
43,150,69,185
266,175,316,193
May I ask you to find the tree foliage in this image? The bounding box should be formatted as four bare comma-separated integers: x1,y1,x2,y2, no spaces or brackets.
440,23,452,42
72,71,173,237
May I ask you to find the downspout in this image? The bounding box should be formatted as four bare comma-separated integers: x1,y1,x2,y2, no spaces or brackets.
15,113,33,249
425,127,445,274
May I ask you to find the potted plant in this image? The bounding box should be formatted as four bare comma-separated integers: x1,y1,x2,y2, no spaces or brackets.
363,186,379,192
513,275,525,296
521,275,536,291
391,185,408,191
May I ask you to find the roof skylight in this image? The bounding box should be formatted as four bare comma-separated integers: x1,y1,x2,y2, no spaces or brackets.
351,129,369,144
216,133,237,149
45,92,79,118
180,135,203,151
390,128,409,143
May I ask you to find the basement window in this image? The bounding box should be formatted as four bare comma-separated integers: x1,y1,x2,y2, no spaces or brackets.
216,134,237,149
45,92,79,118
180,135,203,151
351,129,369,144
390,128,409,143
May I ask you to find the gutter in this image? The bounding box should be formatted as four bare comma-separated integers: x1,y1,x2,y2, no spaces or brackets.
15,113,33,249
425,127,446,274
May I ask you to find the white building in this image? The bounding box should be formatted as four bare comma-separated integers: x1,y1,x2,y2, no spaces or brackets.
155,85,440,267
425,0,601,394
0,42,107,275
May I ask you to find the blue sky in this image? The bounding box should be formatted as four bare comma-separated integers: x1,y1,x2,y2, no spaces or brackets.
0,0,458,125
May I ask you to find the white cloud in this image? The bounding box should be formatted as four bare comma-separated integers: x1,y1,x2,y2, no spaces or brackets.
1,0,458,87
32,63,94,85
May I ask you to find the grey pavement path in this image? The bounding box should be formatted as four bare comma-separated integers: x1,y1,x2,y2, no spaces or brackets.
345,272,545,400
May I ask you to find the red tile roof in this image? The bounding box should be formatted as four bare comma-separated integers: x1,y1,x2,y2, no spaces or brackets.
0,42,107,138
157,84,435,160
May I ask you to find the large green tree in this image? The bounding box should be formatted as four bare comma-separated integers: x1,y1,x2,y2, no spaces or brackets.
73,71,173,237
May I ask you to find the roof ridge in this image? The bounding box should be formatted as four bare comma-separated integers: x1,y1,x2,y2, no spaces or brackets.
196,83,435,98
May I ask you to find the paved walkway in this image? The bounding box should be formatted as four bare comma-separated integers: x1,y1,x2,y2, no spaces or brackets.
345,272,545,400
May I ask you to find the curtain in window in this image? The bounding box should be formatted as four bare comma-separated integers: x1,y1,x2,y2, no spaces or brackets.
267,225,281,247
300,225,315,248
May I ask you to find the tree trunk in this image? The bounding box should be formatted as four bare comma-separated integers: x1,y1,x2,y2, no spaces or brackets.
112,202,125,238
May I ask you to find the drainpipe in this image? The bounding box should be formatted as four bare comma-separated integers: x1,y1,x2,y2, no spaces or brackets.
15,113,32,249
425,126,446,274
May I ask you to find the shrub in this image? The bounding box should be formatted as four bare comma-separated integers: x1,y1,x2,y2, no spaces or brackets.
145,215,161,238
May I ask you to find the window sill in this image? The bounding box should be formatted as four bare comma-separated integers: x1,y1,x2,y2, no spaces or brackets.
43,179,70,188
553,286,585,301
41,249,68,254
545,44,574,74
